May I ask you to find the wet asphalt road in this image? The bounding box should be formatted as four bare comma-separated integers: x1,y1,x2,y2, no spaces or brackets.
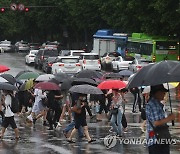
0,52,180,154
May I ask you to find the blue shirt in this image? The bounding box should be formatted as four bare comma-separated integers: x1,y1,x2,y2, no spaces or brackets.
145,97,165,146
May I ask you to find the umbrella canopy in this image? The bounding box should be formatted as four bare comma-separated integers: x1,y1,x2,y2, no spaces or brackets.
127,60,180,89
0,74,16,85
34,81,60,90
75,70,103,79
69,84,103,95
72,78,98,86
61,77,77,91
54,73,69,83
168,63,180,77
17,72,40,80
0,65,10,73
119,70,133,77
15,70,32,78
142,82,179,94
35,74,55,82
19,79,34,91
0,76,8,82
0,82,18,91
98,80,127,90
103,73,122,79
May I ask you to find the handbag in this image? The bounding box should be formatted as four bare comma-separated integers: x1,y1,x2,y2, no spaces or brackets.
149,120,171,140
111,108,118,115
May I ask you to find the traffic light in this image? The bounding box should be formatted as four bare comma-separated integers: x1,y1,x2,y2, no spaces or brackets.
0,8,5,12
25,7,29,12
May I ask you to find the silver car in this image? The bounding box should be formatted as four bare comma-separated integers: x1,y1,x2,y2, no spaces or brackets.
128,58,153,73
15,41,30,52
0,40,14,52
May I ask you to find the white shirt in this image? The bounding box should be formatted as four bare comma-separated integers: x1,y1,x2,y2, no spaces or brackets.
4,94,14,117
34,89,46,105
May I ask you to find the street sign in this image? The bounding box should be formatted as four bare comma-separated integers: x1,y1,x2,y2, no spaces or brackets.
10,3,17,11
18,4,25,11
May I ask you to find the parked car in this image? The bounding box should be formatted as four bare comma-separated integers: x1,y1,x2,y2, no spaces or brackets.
29,43,41,50
34,49,59,69
79,53,101,71
15,41,30,52
25,50,39,65
0,40,14,52
101,52,121,71
128,58,153,73
51,56,81,74
42,57,57,73
112,56,133,71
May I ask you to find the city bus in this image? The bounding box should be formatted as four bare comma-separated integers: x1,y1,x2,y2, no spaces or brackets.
126,33,179,62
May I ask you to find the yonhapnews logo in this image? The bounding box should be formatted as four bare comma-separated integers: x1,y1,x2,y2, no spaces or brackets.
104,135,117,149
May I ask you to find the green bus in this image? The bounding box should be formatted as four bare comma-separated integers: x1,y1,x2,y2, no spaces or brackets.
126,33,179,62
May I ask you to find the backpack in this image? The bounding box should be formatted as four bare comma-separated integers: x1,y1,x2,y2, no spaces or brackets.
10,94,19,113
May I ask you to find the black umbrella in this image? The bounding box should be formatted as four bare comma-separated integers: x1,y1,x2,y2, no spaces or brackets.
127,60,180,126
15,70,32,78
61,77,77,91
75,70,103,79
119,70,133,77
168,63,180,77
0,74,16,85
127,60,180,89
71,78,98,86
0,82,18,91
69,84,103,95
54,73,69,83
103,73,122,79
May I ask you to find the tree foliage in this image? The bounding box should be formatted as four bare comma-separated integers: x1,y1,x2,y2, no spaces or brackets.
0,0,179,46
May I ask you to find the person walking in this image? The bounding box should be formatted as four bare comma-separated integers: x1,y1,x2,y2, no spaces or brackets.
130,87,142,113
146,84,175,154
0,90,19,140
110,89,124,137
67,94,95,143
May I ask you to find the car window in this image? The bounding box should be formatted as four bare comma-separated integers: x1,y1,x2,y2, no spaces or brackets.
44,50,59,56
59,58,79,63
72,52,84,56
0,41,11,44
84,55,99,60
31,51,38,55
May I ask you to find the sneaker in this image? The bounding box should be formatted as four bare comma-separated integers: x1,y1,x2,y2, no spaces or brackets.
60,119,66,122
57,122,62,127
109,127,113,133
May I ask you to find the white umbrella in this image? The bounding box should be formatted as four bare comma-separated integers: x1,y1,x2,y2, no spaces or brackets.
35,74,55,82
0,76,8,82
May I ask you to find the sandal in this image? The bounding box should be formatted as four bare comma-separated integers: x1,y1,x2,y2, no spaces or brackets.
67,139,75,143
88,139,96,143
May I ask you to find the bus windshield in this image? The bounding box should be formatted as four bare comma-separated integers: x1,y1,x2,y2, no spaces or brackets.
156,41,177,50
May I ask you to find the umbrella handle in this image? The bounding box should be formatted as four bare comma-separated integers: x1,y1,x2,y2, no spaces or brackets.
167,83,175,126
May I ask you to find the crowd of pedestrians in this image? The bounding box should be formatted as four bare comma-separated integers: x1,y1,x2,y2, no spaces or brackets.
0,74,176,154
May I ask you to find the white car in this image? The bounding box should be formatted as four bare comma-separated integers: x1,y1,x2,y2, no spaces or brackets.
128,58,153,73
79,53,101,71
70,50,85,57
25,50,39,65
112,56,133,71
51,56,82,74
